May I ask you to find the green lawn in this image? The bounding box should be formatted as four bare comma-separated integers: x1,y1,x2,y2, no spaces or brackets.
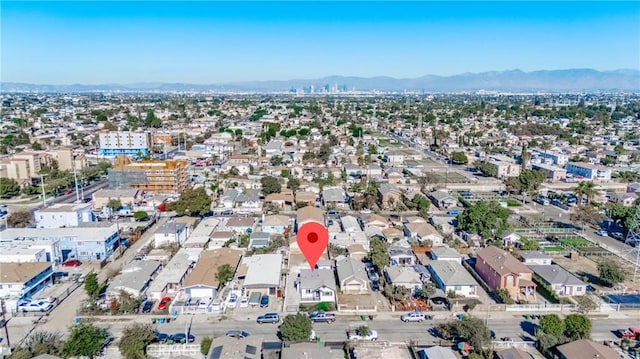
559,238,592,248
543,246,566,253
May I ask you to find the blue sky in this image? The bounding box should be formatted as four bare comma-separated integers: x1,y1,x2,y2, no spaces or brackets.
2,1,639,84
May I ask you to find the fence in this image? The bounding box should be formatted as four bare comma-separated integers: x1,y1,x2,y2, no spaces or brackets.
337,304,377,313
146,344,201,358
490,341,537,350
504,303,576,312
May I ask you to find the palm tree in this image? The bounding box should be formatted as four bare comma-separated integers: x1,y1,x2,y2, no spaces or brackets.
575,181,597,206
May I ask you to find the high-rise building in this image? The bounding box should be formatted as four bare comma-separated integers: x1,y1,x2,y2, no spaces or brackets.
107,156,189,194
98,131,153,157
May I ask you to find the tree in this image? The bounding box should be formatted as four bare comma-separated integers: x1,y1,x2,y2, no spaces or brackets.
229,166,239,176
279,313,312,342
538,314,565,336
318,143,331,162
84,272,105,300
574,181,597,206
457,201,509,239
0,177,20,197
216,264,234,287
563,314,592,340
384,285,411,301
62,323,110,359
6,211,32,228
368,237,389,271
570,205,603,230
474,161,498,177
287,177,301,192
8,330,65,358
270,155,283,166
106,199,122,211
166,187,212,216
598,261,625,287
118,323,155,359
200,337,213,356
519,238,540,250
133,211,149,221
438,316,492,357
451,151,468,164
496,288,514,304
261,176,281,196
417,172,439,193
417,282,437,301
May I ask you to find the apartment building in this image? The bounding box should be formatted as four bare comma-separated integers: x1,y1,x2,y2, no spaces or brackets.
98,130,153,157
50,147,87,171
565,162,612,181
531,163,567,182
108,155,189,194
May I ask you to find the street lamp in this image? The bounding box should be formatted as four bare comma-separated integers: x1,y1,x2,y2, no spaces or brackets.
40,173,48,208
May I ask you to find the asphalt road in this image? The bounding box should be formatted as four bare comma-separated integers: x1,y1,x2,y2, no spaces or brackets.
81,313,639,345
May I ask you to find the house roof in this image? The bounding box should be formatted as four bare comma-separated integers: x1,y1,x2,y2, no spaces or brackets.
0,262,52,284
496,348,531,359
382,227,404,238
226,217,256,228
428,260,477,286
155,222,186,235
107,260,161,294
322,187,345,202
263,214,291,227
432,247,461,259
385,266,421,284
429,190,456,201
405,222,441,238
556,339,619,359
183,248,243,288
243,254,282,288
281,342,344,359
207,335,262,359
418,346,457,359
365,213,388,226
295,191,316,202
336,257,368,284
389,246,413,258
265,193,294,203
297,206,324,225
298,268,336,292
476,246,532,276
528,265,586,287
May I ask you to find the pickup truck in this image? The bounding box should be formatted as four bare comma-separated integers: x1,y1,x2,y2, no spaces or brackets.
308,311,336,323
618,327,640,339
347,325,378,341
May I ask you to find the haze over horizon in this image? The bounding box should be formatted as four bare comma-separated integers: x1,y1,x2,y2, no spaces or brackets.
2,1,639,85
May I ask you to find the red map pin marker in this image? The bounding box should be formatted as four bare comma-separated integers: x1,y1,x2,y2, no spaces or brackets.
297,222,329,271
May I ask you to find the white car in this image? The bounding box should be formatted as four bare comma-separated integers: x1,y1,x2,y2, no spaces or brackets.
227,294,238,308
240,296,249,308
19,300,53,312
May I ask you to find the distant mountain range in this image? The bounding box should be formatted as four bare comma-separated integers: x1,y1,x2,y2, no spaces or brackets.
3,69,639,93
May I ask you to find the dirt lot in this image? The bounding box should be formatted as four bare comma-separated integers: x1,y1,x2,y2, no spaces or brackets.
338,292,391,311
551,252,639,291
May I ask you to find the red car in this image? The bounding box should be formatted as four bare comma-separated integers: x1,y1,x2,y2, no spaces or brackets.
158,297,171,310
62,259,82,267
619,327,640,339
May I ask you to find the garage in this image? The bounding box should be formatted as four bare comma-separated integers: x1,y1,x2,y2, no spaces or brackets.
184,285,216,299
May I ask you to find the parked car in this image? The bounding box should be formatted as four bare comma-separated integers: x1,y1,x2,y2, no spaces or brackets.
259,295,269,308
19,300,53,312
198,299,210,310
256,313,280,324
308,311,335,323
158,296,171,310
611,232,624,241
371,281,380,291
240,296,249,308
227,294,238,308
170,333,195,343
400,311,432,322
618,327,640,339
225,330,250,338
62,259,82,267
596,230,608,236
142,301,153,313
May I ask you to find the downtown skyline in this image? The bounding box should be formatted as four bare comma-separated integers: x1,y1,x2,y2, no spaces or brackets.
1,1,639,85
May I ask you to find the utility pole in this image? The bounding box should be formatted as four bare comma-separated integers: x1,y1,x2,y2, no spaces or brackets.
73,160,80,203
1,298,10,347
40,173,47,208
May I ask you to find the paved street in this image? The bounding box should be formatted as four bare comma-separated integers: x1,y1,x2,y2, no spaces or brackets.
31,311,639,346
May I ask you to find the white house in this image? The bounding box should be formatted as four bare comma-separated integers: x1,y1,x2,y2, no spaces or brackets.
430,247,462,264
296,269,337,304
528,265,587,297
384,266,422,293
153,222,189,248
34,202,96,228
520,251,552,265
106,260,162,298
262,215,291,234
428,260,478,297
0,262,53,302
